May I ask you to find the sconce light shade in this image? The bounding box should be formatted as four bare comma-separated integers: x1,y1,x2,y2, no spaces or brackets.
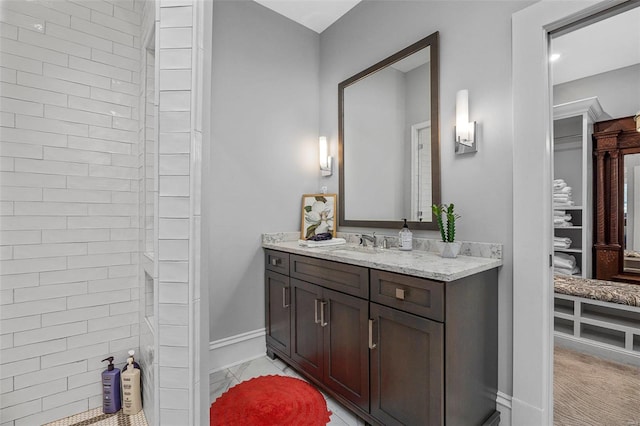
319,136,333,176
455,89,477,154
635,112,640,133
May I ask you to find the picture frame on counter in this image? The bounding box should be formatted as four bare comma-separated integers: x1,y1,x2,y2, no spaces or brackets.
301,193,337,240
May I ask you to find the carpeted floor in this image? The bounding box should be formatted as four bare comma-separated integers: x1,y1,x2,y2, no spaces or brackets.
554,346,640,426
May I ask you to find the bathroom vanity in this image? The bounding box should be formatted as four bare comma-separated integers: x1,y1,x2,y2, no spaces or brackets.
263,234,502,426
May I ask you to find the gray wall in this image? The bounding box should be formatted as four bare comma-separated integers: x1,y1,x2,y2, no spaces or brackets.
319,0,532,397
209,1,320,340
554,63,640,119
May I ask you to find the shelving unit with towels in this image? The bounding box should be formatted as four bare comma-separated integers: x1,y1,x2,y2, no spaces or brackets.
553,97,606,278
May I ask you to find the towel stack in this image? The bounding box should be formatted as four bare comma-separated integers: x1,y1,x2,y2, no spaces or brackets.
554,209,573,227
554,236,572,249
298,238,346,248
553,179,574,208
553,252,580,276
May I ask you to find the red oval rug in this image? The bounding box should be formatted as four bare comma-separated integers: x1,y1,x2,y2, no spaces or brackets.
210,375,332,426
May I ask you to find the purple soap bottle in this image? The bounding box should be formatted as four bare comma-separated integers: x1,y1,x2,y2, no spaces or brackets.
101,356,122,414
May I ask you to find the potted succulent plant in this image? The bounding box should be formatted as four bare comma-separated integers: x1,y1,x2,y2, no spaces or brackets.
431,203,462,258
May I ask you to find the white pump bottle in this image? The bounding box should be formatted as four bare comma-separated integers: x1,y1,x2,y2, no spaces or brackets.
121,356,142,415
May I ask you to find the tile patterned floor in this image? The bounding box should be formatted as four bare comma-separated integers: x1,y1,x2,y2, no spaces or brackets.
210,356,366,426
43,407,148,426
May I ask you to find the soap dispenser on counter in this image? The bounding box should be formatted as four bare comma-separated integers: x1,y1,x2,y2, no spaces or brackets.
101,356,121,414
399,218,413,251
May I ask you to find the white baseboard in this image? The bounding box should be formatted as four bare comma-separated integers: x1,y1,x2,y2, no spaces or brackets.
510,395,546,426
209,328,266,373
496,391,512,426
555,333,640,367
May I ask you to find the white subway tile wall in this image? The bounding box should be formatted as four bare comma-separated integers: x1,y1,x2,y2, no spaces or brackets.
1,0,203,424
137,1,156,425
0,1,143,425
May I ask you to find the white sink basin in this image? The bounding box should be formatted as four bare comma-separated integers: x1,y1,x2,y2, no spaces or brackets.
331,245,385,255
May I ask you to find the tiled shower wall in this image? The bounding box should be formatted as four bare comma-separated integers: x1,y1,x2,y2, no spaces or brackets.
138,2,156,425
154,0,206,423
0,1,142,424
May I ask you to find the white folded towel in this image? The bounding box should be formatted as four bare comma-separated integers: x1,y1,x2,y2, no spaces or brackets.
298,238,347,248
557,186,572,194
553,215,572,224
554,201,575,207
555,221,574,227
553,193,570,200
553,179,567,189
554,236,571,242
554,265,580,276
554,210,566,216
554,253,576,269
554,237,572,249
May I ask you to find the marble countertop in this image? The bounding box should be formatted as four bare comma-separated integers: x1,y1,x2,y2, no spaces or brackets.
262,233,502,282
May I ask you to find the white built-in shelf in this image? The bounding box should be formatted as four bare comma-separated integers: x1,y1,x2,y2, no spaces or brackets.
554,206,584,210
554,293,640,365
552,97,605,279
555,248,583,254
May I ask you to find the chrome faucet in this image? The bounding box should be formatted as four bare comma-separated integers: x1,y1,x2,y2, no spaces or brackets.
360,232,376,248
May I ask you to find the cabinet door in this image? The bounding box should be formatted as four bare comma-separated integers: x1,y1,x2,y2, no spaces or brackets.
370,302,444,426
322,288,369,411
290,278,323,380
265,270,291,356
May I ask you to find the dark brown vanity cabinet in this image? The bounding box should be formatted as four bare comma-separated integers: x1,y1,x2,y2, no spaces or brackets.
265,270,290,356
264,249,499,426
369,302,443,425
265,250,291,356
290,278,369,410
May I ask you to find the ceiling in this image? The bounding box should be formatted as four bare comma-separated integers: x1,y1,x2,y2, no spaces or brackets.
551,6,640,84
254,0,361,33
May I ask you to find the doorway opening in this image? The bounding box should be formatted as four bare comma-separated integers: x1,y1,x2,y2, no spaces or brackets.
549,4,640,424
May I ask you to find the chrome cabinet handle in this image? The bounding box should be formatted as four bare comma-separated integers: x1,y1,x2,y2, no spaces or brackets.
271,258,281,266
314,299,320,324
368,319,377,349
395,288,406,300
320,301,328,327
282,287,289,308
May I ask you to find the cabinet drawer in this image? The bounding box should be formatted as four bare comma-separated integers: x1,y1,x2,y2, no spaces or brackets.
265,249,290,274
370,270,444,321
290,255,368,298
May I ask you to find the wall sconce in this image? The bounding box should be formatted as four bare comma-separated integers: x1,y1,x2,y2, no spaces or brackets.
319,136,333,176
455,89,477,154
635,112,640,133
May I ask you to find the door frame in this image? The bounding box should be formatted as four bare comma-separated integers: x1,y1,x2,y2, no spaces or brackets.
410,120,432,222
512,1,632,424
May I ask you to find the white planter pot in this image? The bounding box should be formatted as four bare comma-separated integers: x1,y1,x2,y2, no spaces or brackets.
439,241,462,258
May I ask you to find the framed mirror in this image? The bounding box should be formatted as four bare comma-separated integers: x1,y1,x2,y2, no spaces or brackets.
593,115,640,283
339,32,440,230
623,151,640,274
